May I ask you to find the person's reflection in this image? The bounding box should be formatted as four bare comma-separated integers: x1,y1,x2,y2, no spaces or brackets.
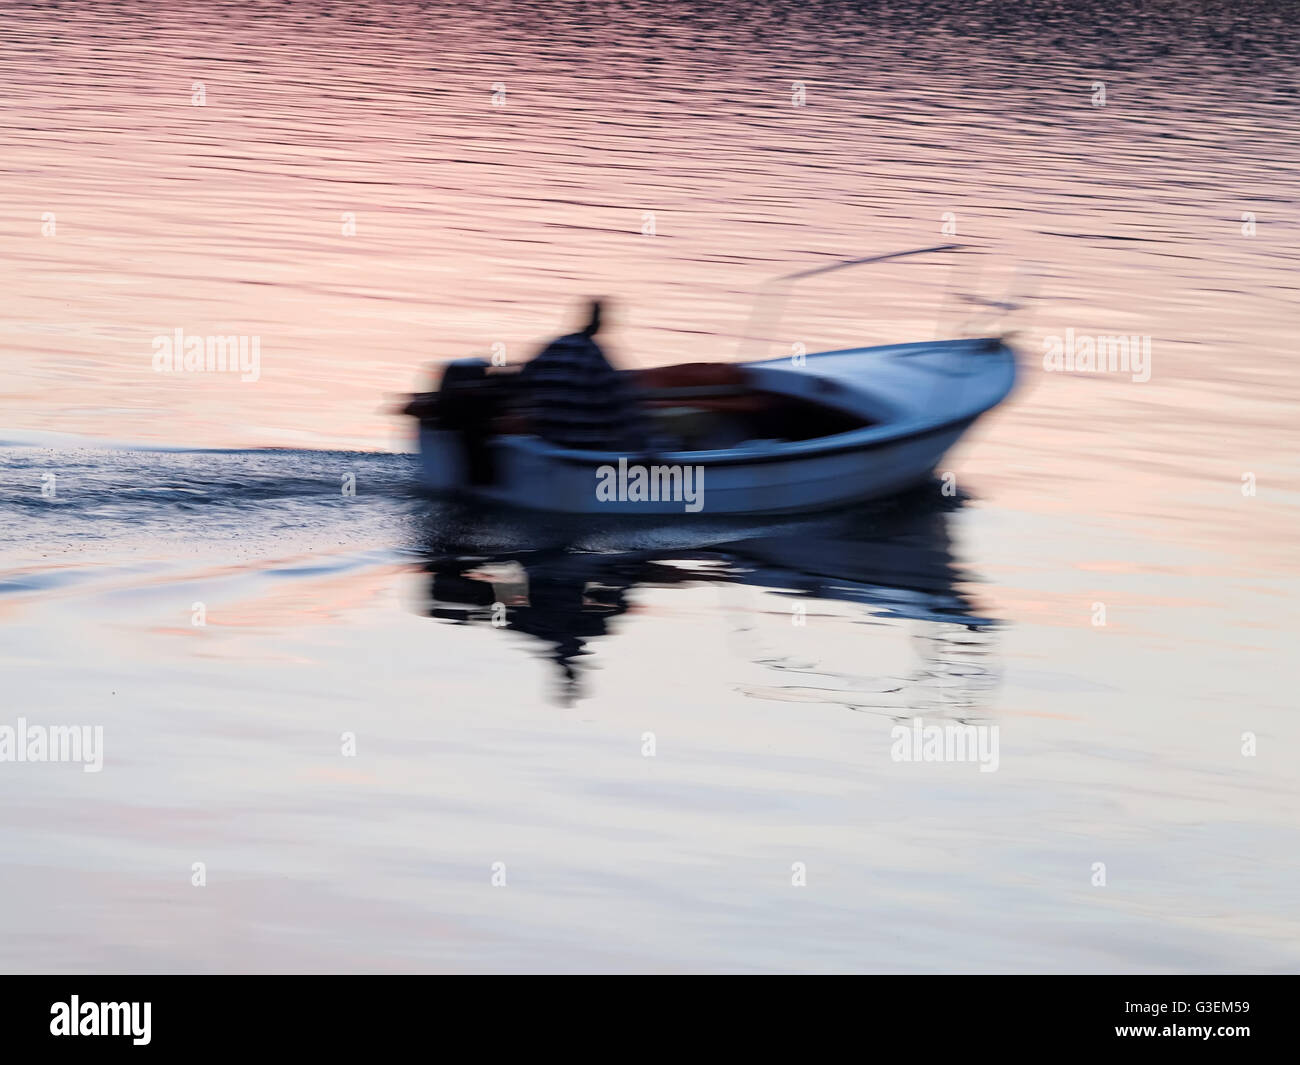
424,552,637,704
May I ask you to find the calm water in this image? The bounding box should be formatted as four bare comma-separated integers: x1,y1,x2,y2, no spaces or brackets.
1,0,1297,973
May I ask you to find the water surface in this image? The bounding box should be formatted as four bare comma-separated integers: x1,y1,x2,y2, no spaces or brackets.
1,0,1297,973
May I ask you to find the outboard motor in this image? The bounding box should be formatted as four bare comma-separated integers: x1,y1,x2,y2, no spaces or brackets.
438,358,498,486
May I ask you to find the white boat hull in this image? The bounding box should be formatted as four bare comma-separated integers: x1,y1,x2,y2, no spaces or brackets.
416,339,1015,515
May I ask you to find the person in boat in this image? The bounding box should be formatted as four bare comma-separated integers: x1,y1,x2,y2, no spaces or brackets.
519,299,647,451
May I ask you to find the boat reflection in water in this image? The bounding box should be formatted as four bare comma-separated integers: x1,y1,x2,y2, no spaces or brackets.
415,487,1002,711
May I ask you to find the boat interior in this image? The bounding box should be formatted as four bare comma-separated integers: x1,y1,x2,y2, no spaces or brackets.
639,387,873,450
404,358,878,453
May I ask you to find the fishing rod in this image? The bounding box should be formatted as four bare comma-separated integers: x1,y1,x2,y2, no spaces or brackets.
776,243,967,283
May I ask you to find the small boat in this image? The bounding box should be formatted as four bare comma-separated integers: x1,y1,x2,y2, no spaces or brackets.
403,247,1020,516
408,337,1015,515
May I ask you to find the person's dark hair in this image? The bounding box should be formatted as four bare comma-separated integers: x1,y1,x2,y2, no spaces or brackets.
581,299,603,338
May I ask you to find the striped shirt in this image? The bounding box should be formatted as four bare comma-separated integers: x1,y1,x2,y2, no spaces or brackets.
520,332,645,451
